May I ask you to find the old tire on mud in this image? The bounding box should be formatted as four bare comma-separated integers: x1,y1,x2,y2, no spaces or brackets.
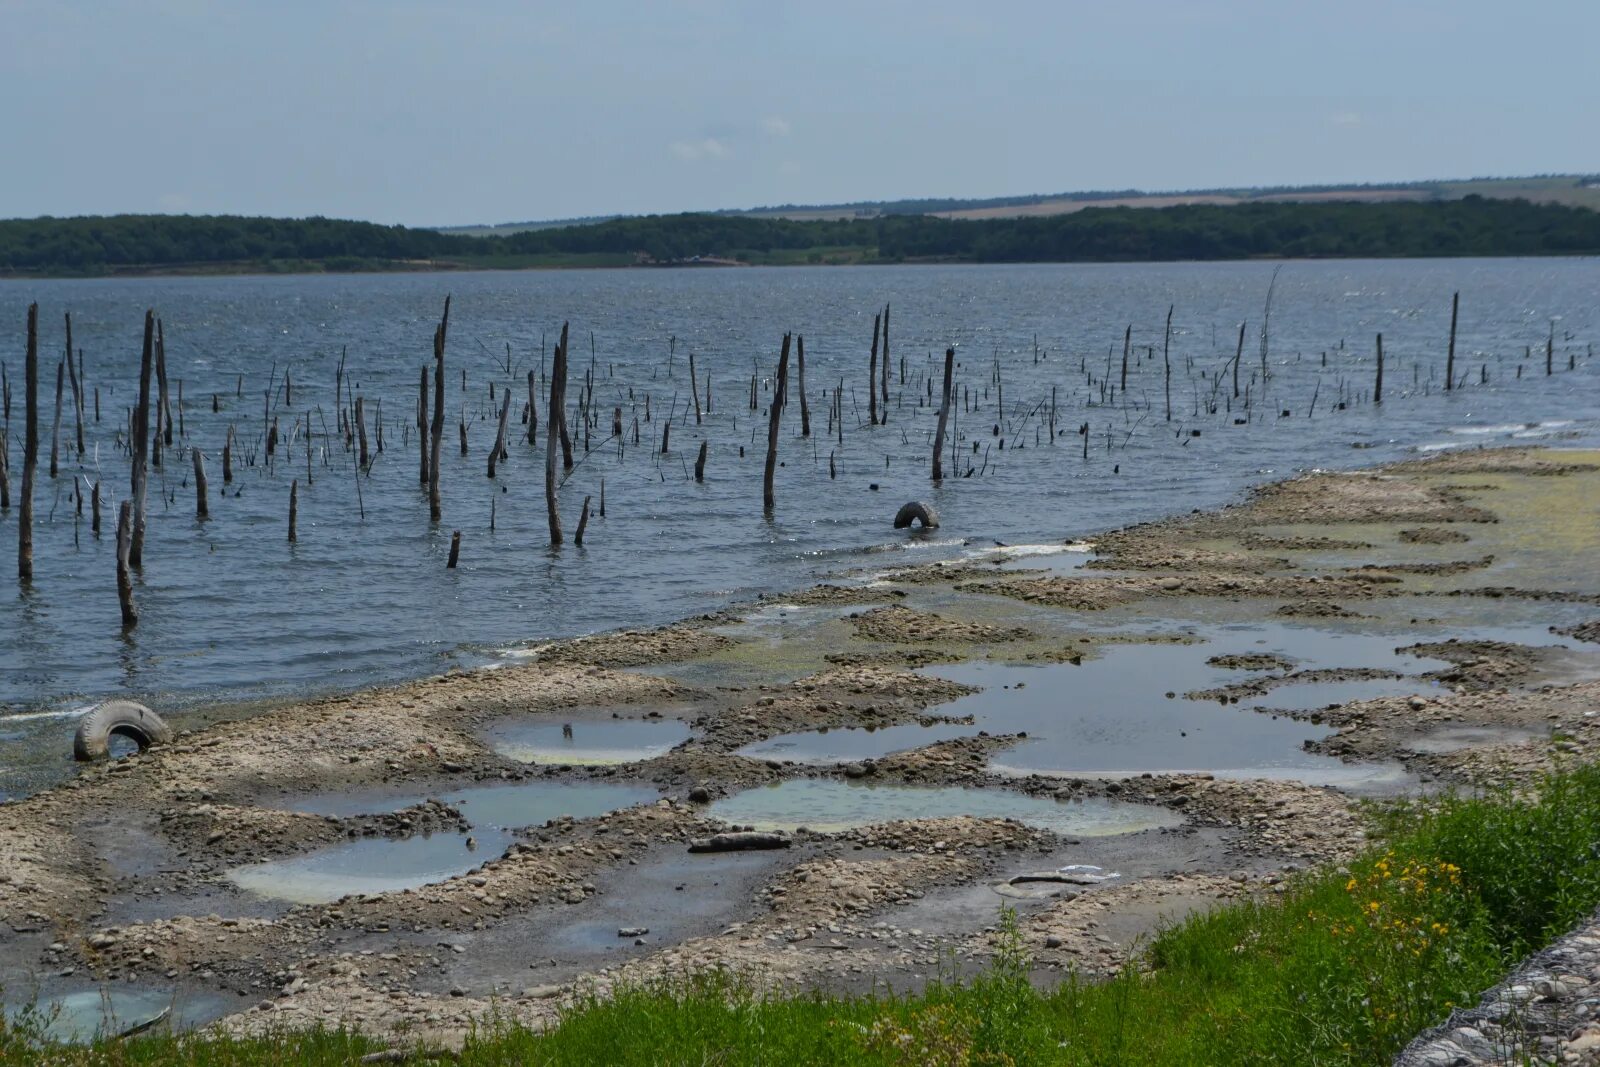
893,501,940,530
72,701,174,762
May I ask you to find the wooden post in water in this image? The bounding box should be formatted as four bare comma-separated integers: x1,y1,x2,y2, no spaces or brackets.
868,313,880,426
1162,305,1173,422
429,298,450,522
348,395,365,468
488,389,510,477
222,425,234,483
880,304,891,422
575,495,592,545
694,440,708,482
91,479,100,535
797,334,811,437
546,323,569,546
1120,325,1131,393
288,479,298,542
192,447,208,519
18,304,38,582
1547,321,1554,376
116,500,137,626
526,370,539,445
65,314,83,456
763,333,791,512
417,366,429,485
1445,291,1459,391
933,346,955,481
156,321,172,448
0,432,9,510
130,311,154,567
49,358,63,478
689,353,702,425
447,530,461,568
1374,334,1385,405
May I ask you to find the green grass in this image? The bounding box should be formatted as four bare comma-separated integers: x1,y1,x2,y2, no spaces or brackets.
11,763,1600,1065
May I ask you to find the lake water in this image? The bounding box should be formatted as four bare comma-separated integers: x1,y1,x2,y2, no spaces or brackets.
2,260,1597,782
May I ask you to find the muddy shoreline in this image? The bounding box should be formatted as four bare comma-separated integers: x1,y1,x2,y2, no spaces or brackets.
4,445,1600,1046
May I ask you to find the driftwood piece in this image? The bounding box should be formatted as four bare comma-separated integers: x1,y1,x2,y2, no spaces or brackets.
688,831,792,853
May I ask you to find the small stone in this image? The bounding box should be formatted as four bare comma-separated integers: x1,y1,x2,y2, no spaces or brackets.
1044,935,1063,949
618,927,649,938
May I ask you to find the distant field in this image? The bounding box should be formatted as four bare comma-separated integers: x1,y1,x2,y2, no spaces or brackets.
449,175,1600,231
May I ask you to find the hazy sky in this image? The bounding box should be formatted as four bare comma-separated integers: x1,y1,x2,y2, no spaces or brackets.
5,1,1597,225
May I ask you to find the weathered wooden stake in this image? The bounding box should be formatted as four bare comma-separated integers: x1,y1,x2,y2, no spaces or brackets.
65,314,83,456
933,347,955,481
763,333,791,512
429,297,450,522
130,311,154,567
487,390,510,477
1445,291,1459,391
689,353,702,424
18,304,39,581
49,358,63,478
880,304,891,421
116,499,137,626
868,312,880,425
418,365,430,486
694,440,708,482
575,495,592,545
546,323,569,545
1374,333,1385,404
355,396,369,467
526,370,539,445
797,334,811,437
447,530,461,568
288,479,298,542
192,447,208,519
1162,304,1173,422
91,479,100,535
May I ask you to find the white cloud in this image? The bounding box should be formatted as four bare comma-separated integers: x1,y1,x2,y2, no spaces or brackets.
669,137,730,161
760,116,791,137
1330,111,1362,127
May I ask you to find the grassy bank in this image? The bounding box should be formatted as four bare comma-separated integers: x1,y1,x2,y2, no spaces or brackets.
9,763,1600,1064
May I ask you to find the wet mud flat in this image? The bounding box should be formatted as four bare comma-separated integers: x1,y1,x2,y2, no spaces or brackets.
4,446,1600,1044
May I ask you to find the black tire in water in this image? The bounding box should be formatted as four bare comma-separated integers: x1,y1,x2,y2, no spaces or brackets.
72,700,174,762
893,501,941,529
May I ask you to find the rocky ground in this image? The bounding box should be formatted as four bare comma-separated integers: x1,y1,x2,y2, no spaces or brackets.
4,446,1600,1055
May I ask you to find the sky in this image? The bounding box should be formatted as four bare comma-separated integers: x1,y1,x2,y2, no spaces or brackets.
4,0,1598,226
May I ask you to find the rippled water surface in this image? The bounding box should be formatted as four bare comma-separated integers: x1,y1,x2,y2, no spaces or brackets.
2,260,1597,741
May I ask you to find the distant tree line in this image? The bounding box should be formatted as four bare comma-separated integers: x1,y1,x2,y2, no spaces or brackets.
2,196,1598,275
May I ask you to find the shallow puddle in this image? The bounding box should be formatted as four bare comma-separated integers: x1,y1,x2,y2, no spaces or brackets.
935,651,1411,786
739,721,978,764
239,780,659,903
228,831,508,905
2,987,228,1042
484,719,690,765
736,619,1442,786
705,779,1181,836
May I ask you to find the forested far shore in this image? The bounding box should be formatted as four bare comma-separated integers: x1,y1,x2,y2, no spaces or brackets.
3,196,1599,277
